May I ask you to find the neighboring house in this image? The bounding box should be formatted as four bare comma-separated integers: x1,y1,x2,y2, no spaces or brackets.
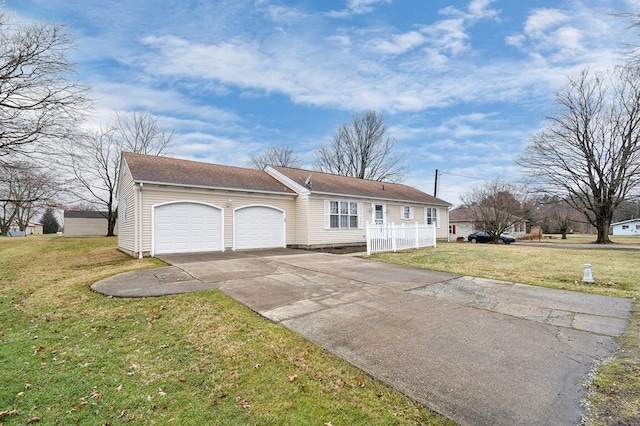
64,210,116,236
7,221,43,236
611,219,640,236
118,152,451,258
448,206,527,241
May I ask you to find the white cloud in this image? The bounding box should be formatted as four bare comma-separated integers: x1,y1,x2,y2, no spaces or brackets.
372,31,425,54
440,0,500,21
504,5,624,66
420,18,469,56
467,0,500,20
326,0,392,18
523,8,568,35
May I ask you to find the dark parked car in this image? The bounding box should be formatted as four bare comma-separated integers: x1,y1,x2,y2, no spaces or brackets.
467,231,516,244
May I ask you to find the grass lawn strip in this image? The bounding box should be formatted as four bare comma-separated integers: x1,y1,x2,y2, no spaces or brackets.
0,236,452,425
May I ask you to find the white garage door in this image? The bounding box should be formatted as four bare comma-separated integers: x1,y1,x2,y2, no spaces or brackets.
234,206,284,250
153,202,222,255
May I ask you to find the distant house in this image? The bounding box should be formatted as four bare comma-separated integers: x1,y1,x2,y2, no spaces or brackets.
7,221,43,236
448,206,527,241
117,152,451,258
611,219,640,236
64,210,116,236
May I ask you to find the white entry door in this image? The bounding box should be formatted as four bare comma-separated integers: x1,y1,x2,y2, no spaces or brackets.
234,205,285,250
153,202,223,255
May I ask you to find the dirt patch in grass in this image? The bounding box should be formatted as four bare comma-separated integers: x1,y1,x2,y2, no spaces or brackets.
308,245,367,255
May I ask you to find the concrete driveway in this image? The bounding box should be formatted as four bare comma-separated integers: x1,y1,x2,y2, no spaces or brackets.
92,249,633,426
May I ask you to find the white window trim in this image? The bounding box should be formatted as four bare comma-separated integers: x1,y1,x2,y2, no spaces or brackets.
372,203,386,225
426,207,440,228
401,205,414,220
324,200,363,230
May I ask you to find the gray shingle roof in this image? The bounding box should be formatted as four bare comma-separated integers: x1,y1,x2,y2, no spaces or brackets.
271,165,451,206
64,210,107,219
122,152,294,194
122,152,451,206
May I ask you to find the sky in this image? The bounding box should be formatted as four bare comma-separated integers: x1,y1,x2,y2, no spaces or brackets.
8,0,640,206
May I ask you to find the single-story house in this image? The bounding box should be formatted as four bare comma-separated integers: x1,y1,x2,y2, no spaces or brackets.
611,218,640,235
118,152,451,258
64,210,116,236
448,206,527,241
8,221,43,236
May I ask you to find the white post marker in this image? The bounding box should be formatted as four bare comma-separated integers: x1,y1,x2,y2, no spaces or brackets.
582,263,594,283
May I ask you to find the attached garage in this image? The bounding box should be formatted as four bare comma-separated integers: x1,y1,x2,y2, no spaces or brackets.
152,201,223,255
233,205,285,250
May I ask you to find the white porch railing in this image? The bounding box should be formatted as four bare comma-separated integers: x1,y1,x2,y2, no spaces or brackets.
365,222,437,255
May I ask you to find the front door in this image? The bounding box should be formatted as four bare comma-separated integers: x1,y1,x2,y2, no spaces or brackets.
373,203,385,225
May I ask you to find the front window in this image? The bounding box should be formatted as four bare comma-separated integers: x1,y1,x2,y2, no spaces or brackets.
330,201,359,229
402,206,413,220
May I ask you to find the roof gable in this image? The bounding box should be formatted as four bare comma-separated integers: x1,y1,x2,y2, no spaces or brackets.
270,165,450,206
122,152,293,194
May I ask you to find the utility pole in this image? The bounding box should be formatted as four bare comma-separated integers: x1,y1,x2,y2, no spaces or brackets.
434,169,439,197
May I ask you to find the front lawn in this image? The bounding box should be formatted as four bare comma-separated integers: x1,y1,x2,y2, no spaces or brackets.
0,235,452,425
372,242,640,426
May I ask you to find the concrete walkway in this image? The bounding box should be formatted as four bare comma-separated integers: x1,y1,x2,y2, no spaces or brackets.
91,249,633,426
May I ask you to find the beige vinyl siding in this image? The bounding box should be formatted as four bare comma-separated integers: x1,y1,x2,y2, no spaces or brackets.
421,206,449,240
304,198,450,247
293,195,311,246
307,197,366,246
137,185,296,254
117,163,138,256
65,217,111,236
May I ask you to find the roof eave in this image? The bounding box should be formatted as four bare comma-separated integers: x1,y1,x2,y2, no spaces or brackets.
307,190,451,206
134,179,295,197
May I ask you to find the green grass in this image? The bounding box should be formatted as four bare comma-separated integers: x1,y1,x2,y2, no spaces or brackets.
372,242,639,298
0,235,452,425
524,233,640,245
371,241,640,426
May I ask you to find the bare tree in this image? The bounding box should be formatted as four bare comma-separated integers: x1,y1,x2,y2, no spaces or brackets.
519,67,640,244
115,110,173,156
313,111,407,182
68,111,174,236
537,196,582,239
69,127,120,236
0,162,59,235
462,179,526,243
249,145,302,170
0,10,90,162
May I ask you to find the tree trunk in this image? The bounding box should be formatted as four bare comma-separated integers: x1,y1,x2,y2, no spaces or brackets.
595,220,612,244
107,215,117,237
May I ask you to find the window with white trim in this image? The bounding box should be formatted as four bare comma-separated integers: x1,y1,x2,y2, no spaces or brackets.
426,207,439,227
402,206,413,220
327,201,360,229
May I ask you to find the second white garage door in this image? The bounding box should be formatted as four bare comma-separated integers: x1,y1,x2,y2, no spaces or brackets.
234,205,285,250
153,201,223,255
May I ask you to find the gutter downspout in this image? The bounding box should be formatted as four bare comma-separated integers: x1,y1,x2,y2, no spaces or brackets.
138,182,144,259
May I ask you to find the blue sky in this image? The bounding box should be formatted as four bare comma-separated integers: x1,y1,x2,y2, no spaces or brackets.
9,0,640,205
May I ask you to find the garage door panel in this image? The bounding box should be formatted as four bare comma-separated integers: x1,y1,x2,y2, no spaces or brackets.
154,202,222,255
234,206,284,250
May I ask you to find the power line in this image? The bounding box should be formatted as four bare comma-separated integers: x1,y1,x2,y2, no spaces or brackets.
437,171,495,182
